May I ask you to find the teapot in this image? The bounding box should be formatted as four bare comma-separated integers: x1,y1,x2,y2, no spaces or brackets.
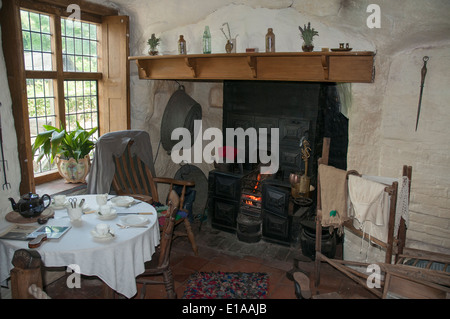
9,192,51,218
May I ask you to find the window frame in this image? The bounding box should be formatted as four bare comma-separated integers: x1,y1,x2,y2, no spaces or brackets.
1,0,126,193
22,8,102,178
23,6,102,184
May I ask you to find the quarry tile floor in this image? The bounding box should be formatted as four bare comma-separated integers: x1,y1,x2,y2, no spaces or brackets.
38,219,376,300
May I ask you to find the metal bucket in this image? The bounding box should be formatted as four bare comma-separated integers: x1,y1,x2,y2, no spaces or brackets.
160,85,202,153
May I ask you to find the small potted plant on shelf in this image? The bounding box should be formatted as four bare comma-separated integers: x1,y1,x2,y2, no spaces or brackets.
32,121,98,183
147,33,160,56
299,22,319,52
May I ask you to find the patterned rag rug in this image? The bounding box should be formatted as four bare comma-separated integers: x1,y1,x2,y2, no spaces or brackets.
182,271,269,299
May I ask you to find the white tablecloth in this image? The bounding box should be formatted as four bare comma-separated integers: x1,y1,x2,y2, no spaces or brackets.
0,195,160,298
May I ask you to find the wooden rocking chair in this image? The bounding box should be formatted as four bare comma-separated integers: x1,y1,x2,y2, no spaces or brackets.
111,139,198,256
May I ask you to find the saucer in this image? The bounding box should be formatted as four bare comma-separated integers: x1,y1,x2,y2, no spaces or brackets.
331,48,352,52
96,209,117,220
111,196,135,207
90,228,115,241
51,201,69,210
120,215,149,226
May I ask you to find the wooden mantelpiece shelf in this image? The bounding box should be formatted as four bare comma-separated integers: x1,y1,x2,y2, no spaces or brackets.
129,51,375,83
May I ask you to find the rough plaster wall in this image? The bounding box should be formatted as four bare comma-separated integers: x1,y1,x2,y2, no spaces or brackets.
379,45,450,252
88,0,450,254
131,79,223,200
0,1,22,220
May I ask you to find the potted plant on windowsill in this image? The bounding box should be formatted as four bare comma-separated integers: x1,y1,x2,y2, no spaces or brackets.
147,33,160,56
32,122,98,183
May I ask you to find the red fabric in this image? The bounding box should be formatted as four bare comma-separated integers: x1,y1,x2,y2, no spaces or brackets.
218,146,238,160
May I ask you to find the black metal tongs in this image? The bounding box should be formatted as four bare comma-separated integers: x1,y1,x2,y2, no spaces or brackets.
0,102,11,190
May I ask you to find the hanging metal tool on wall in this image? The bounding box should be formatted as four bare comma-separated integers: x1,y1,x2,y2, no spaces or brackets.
415,56,429,131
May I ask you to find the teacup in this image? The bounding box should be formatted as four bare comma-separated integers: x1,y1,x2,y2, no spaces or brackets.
99,205,113,216
53,195,67,206
95,223,109,236
68,207,83,222
96,193,108,206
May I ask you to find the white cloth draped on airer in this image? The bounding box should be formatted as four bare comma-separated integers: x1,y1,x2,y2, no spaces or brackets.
347,174,409,260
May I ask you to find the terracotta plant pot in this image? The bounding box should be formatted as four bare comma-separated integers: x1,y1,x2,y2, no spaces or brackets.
55,154,91,183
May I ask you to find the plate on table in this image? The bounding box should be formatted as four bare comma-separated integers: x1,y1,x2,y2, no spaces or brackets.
120,215,149,227
111,196,135,207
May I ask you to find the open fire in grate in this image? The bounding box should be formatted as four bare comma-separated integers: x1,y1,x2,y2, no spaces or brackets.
240,171,267,216
236,170,270,243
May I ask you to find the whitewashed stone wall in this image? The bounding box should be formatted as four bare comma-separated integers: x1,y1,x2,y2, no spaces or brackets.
0,1,22,221
378,45,450,252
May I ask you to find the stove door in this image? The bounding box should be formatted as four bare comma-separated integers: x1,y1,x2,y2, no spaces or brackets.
262,184,289,217
210,198,239,230
214,172,241,200
262,209,291,244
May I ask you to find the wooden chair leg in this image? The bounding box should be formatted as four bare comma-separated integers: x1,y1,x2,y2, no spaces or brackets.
183,218,198,256
102,282,116,299
163,269,177,299
139,283,147,299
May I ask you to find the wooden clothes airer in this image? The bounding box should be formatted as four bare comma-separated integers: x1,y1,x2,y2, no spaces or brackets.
315,139,450,299
314,137,417,298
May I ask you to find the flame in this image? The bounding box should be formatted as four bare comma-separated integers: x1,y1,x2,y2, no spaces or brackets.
243,194,261,206
243,174,263,206
253,174,261,193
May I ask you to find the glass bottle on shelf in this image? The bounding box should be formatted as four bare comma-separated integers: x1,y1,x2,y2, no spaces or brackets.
265,28,275,53
178,35,186,54
202,26,211,54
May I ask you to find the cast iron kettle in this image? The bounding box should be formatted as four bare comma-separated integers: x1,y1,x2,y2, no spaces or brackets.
9,192,51,218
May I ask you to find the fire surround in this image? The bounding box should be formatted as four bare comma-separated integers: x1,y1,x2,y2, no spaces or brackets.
207,80,348,246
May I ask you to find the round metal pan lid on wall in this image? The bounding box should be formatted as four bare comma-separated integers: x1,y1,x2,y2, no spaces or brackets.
160,85,202,153
174,164,208,218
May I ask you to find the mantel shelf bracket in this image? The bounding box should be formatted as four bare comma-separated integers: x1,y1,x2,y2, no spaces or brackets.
184,57,197,78
246,56,257,78
136,59,151,78
321,54,329,81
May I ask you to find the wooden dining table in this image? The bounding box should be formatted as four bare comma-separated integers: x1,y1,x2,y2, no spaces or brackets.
0,194,160,298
